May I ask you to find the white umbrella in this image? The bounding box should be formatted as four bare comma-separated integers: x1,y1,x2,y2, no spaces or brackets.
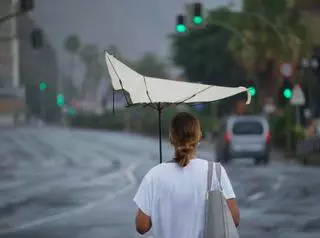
104,51,251,163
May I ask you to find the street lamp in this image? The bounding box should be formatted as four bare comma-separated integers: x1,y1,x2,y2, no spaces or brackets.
300,56,319,113
301,57,319,70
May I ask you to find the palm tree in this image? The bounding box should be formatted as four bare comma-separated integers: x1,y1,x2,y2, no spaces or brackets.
229,0,307,100
134,52,169,78
63,35,81,83
79,44,106,98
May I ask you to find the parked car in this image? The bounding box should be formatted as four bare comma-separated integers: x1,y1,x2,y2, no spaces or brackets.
215,115,271,165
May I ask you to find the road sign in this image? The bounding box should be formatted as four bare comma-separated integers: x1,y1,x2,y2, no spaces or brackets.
280,63,293,77
290,85,305,106
263,98,276,114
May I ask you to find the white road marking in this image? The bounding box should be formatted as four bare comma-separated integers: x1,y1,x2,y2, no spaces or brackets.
0,180,26,191
0,163,139,235
272,175,284,191
248,192,265,201
1,160,123,208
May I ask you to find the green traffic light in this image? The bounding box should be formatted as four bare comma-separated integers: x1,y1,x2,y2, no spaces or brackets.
176,24,186,33
68,107,76,115
39,82,47,91
283,88,292,99
57,94,64,107
193,16,203,25
248,86,256,96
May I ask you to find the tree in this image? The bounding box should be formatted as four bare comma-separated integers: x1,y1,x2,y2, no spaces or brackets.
134,52,169,78
60,73,78,103
79,44,106,97
170,7,246,86
63,35,81,86
230,0,307,99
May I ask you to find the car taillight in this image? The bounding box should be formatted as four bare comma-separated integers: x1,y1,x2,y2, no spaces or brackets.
265,132,271,143
224,132,231,142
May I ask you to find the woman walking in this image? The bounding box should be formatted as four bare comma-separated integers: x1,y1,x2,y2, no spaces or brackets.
133,112,240,238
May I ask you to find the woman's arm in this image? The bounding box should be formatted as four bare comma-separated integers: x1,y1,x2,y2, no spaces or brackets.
226,198,240,227
219,165,240,227
135,209,152,234
133,172,153,234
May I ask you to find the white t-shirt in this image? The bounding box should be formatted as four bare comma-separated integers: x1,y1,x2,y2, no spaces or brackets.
133,158,235,238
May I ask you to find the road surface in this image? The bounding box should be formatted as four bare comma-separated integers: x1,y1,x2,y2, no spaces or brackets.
0,126,319,238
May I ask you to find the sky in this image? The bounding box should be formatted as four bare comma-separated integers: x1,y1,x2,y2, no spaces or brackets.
30,0,241,87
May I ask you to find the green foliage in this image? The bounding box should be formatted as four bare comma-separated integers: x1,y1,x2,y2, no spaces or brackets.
296,153,320,166
133,52,169,79
69,107,217,137
78,44,107,96
269,113,305,150
269,113,287,148
64,35,81,54
294,0,320,10
107,45,169,79
61,74,78,103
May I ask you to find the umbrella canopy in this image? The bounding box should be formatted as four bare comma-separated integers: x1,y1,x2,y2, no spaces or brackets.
105,51,250,105
104,51,251,163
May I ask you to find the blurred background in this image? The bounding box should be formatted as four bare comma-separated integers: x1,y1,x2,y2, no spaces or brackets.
0,0,320,237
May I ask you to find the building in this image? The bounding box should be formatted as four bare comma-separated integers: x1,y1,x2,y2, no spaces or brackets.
18,14,60,121
0,0,14,87
0,1,60,123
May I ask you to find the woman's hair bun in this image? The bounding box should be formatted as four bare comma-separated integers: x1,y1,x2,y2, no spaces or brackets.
174,143,196,167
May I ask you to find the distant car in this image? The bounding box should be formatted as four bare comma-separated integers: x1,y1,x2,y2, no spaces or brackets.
215,115,271,165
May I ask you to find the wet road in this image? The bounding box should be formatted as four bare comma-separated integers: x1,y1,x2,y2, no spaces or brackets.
0,126,319,238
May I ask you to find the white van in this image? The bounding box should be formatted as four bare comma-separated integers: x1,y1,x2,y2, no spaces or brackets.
216,115,271,165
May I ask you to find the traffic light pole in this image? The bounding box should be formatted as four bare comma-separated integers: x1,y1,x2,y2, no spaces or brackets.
295,106,301,126
12,0,20,88
0,11,21,25
40,90,46,121
285,104,293,152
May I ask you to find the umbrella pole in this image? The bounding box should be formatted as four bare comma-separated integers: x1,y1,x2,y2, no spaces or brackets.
112,89,115,115
157,103,163,163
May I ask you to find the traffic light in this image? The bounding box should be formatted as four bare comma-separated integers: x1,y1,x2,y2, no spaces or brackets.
248,86,256,97
39,82,47,91
57,94,65,107
282,78,293,100
192,3,204,26
31,28,43,49
278,77,293,107
246,80,257,97
20,0,34,13
175,14,187,33
67,107,76,116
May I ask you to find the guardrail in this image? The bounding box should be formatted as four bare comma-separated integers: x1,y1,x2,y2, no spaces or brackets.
296,136,320,155
296,136,320,165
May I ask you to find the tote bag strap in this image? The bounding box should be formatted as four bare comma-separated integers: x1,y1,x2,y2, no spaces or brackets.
215,162,223,191
204,161,214,238
207,161,213,192
166,159,175,163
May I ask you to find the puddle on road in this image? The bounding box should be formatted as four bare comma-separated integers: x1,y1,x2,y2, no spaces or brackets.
302,217,320,232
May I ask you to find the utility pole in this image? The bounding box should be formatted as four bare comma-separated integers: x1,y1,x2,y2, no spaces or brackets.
11,0,20,88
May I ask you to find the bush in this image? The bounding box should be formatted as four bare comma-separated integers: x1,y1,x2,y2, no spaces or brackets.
296,153,320,166
269,113,287,148
269,113,305,150
69,106,216,137
69,110,126,131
